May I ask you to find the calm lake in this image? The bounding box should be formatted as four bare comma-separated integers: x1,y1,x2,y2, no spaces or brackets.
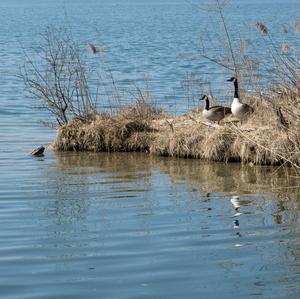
1,0,300,298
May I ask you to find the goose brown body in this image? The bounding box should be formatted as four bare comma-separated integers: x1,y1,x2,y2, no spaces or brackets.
201,95,232,123
231,98,253,119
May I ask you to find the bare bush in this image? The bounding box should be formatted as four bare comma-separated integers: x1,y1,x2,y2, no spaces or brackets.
21,26,96,127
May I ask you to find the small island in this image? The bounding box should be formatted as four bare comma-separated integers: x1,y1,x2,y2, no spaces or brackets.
52,92,297,168
22,21,300,171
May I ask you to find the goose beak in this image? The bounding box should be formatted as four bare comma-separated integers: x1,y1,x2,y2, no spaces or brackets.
200,95,206,101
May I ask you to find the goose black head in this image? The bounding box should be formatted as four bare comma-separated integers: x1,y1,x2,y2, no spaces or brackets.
200,95,208,101
227,77,237,82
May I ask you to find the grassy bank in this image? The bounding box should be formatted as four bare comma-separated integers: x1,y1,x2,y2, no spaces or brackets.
52,98,300,168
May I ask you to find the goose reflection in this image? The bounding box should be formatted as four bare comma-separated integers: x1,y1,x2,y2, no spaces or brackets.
231,195,242,217
230,195,257,245
230,196,244,241
230,195,255,216
233,219,239,228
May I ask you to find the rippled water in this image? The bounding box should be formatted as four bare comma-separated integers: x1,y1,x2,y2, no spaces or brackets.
2,152,300,298
1,0,300,298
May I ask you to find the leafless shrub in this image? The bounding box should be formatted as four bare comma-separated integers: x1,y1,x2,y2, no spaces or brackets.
21,26,97,127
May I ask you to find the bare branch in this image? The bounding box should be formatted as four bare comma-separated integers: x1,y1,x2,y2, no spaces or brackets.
20,26,97,126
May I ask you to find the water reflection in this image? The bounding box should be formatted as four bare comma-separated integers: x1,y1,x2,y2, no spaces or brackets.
54,152,300,193
24,152,300,298
50,152,300,228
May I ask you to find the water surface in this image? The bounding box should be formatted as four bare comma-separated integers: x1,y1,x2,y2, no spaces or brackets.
2,152,300,298
1,1,300,298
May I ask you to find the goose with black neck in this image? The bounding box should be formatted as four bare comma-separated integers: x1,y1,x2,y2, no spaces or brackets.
227,77,254,121
200,95,231,124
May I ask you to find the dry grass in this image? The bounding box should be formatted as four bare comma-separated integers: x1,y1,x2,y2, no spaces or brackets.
54,100,162,152
53,96,300,168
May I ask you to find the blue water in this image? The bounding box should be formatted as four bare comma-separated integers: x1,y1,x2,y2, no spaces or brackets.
1,0,300,298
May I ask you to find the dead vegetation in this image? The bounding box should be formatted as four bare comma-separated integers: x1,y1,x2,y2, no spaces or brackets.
21,27,97,127
54,100,163,152
53,95,300,168
24,3,300,169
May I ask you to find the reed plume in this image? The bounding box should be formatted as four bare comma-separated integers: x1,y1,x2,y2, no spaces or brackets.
87,43,97,54
255,21,268,35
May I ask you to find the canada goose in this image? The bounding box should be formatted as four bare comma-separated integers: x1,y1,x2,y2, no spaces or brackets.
227,77,254,119
200,95,231,123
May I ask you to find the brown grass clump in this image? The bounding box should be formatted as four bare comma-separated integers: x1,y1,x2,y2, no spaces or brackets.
54,100,162,152
119,99,164,122
54,114,155,152
53,97,300,169
202,126,238,162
